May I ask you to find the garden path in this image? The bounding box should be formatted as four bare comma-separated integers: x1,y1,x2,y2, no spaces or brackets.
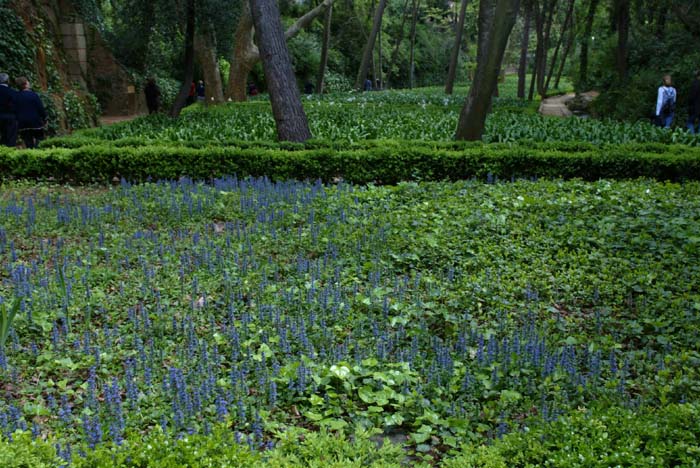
539,93,575,117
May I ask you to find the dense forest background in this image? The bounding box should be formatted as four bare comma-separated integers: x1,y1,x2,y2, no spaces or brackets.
3,0,700,122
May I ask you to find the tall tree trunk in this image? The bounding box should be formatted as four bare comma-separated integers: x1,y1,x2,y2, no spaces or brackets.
250,0,312,142
227,2,258,101
356,0,388,89
445,0,469,94
385,0,411,88
371,0,377,86
578,0,599,91
455,0,520,140
517,0,532,99
408,0,420,88
544,0,574,93
554,21,574,89
316,2,332,93
227,0,334,101
195,27,225,105
614,0,630,81
170,0,196,117
529,0,543,100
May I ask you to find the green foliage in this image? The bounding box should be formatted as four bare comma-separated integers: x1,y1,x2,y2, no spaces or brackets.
0,176,699,464
36,92,61,136
0,0,36,81
3,137,698,184
321,71,354,93
0,432,64,468
47,93,698,145
0,297,20,351
585,19,700,123
444,403,700,467
63,91,100,132
0,425,406,467
75,426,262,467
287,30,322,84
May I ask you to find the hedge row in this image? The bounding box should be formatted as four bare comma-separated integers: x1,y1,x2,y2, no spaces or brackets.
2,141,699,183
40,135,694,155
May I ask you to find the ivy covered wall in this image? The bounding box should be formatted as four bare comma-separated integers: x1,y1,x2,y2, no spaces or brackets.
0,0,138,134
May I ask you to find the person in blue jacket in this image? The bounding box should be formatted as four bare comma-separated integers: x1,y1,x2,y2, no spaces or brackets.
655,74,676,128
14,76,46,149
0,72,18,147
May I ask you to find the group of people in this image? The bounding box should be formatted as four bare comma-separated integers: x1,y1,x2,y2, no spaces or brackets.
187,80,206,105
655,71,700,133
0,72,47,148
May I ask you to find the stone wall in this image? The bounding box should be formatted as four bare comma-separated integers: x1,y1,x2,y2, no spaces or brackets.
85,25,145,115
10,0,143,117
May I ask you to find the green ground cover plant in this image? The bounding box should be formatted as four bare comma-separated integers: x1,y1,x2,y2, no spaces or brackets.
0,178,698,466
68,98,699,145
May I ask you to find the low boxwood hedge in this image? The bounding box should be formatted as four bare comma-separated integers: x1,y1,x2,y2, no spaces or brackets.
2,140,699,183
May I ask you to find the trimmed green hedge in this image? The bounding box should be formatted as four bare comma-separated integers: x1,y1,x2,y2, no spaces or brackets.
2,140,700,183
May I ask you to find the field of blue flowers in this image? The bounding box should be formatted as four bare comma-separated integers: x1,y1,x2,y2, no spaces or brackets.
1,176,699,466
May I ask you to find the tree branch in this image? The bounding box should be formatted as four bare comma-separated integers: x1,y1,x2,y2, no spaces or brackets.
285,0,334,40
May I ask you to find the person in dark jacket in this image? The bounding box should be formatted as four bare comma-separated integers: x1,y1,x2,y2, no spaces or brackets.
688,70,700,134
14,76,46,149
0,72,18,147
196,80,205,103
144,78,161,114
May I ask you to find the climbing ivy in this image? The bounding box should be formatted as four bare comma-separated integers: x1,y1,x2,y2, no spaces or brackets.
63,91,100,132
0,0,36,80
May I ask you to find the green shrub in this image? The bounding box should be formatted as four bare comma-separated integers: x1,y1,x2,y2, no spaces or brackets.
5,140,700,184
444,403,700,468
0,432,63,468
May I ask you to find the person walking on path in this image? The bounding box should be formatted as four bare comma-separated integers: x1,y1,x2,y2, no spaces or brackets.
144,78,161,114
0,72,18,147
688,70,700,134
14,76,46,149
196,80,205,103
655,74,677,128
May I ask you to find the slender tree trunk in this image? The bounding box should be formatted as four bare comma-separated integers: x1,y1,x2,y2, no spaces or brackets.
171,0,196,117
517,0,532,99
445,0,469,94
316,2,332,93
544,0,574,93
250,0,312,142
455,0,521,140
554,22,574,89
371,0,377,86
537,0,557,97
356,0,388,89
578,0,599,91
408,0,420,88
385,0,411,88
614,0,630,81
378,11,383,89
195,28,225,104
529,0,542,100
